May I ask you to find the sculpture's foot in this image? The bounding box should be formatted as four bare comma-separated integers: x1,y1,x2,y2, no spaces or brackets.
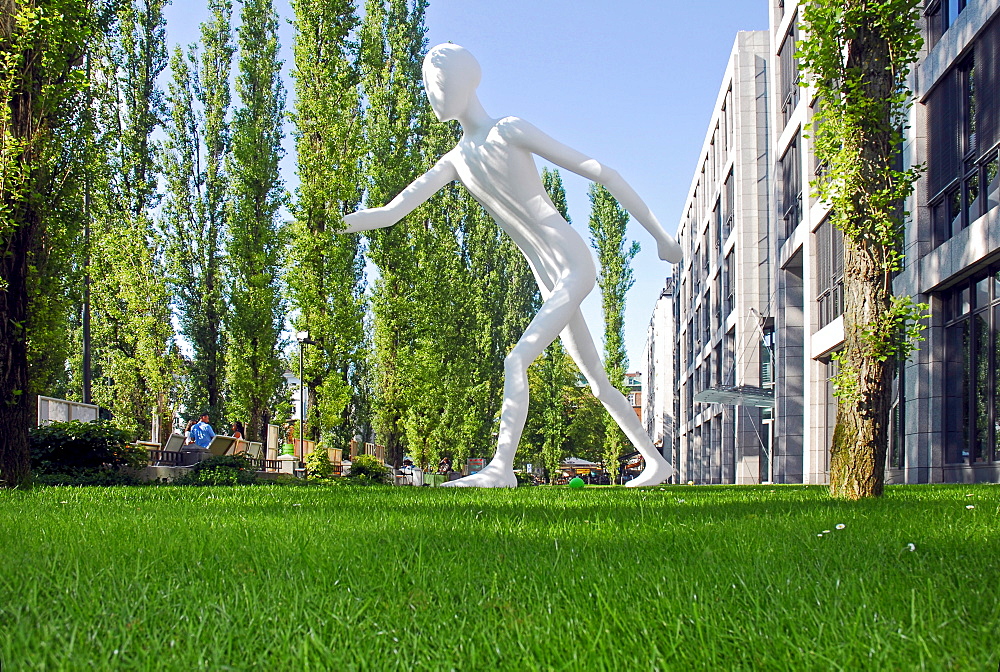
625,453,674,488
440,463,517,488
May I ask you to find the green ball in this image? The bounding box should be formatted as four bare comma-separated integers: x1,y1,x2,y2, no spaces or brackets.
568,476,585,488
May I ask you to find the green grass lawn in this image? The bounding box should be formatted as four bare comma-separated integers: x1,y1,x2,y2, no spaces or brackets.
1,483,997,671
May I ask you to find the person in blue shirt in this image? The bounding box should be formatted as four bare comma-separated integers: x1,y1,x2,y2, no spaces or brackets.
189,413,216,449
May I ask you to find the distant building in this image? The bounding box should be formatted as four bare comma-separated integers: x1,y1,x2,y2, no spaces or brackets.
624,371,642,421
641,279,676,465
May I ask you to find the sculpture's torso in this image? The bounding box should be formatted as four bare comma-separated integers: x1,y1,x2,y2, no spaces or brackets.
445,117,596,294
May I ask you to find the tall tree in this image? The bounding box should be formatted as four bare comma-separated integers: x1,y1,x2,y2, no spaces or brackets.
533,168,575,481
460,192,538,469
88,0,178,442
0,0,93,486
798,0,925,499
162,0,234,425
588,183,639,483
358,0,429,467
288,0,366,449
226,0,288,442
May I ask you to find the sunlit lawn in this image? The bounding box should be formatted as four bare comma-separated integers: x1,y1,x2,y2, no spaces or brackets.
1,483,997,670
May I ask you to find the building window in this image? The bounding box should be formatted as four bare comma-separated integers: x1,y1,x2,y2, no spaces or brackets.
925,0,967,50
816,217,845,329
723,252,734,319
724,330,734,388
927,17,1000,245
888,362,905,470
687,321,694,366
713,198,722,256
703,289,712,345
779,134,802,240
778,20,799,129
760,327,775,389
943,268,1000,465
714,343,722,388
702,234,710,277
723,168,734,243
725,87,734,152
714,274,722,334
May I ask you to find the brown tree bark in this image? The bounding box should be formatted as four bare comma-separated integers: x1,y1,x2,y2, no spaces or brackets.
0,217,35,488
828,13,896,499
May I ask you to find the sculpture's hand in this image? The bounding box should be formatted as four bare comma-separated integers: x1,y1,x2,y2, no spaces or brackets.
656,233,683,264
341,208,388,234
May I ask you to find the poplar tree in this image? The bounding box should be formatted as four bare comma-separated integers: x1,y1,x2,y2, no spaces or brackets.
0,0,93,485
798,0,925,498
588,183,639,483
288,0,366,449
226,0,287,442
461,192,538,467
358,0,428,467
89,0,178,442
162,0,234,425
532,168,575,481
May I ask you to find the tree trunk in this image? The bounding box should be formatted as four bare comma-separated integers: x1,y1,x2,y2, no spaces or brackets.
0,219,34,488
828,15,895,499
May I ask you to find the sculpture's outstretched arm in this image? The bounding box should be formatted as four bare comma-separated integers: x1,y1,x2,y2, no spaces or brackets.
506,118,682,263
340,157,458,233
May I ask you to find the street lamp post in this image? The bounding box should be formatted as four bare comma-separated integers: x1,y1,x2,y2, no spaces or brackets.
295,331,316,460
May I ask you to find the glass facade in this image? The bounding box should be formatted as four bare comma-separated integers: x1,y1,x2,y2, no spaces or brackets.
943,268,1000,465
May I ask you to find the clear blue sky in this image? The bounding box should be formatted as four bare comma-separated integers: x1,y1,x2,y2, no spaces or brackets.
163,0,768,368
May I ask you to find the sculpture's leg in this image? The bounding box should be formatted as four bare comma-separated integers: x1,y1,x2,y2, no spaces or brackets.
560,310,674,487
442,277,582,488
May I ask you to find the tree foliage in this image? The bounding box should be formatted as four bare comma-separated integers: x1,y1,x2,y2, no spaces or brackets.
0,0,94,486
288,0,367,450
225,0,288,442
88,0,179,443
588,183,639,483
797,0,926,498
162,0,233,425
358,0,429,468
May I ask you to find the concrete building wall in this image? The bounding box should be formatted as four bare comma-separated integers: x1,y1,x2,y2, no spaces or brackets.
642,279,675,466
672,30,772,485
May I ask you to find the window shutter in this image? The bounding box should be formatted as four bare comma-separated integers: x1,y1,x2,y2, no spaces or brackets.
927,69,962,197
977,15,1000,154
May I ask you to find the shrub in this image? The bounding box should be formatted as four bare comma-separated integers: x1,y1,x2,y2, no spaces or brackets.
348,454,390,484
304,445,334,479
515,471,535,486
175,454,256,486
30,420,145,475
33,469,146,487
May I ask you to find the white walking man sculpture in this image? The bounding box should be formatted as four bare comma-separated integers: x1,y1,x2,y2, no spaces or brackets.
342,44,682,487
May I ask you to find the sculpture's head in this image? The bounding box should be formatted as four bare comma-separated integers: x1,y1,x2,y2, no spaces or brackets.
423,43,481,122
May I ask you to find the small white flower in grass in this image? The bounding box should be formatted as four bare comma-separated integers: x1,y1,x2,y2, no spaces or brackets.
906,543,916,552
687,480,694,485
966,504,975,509
817,533,824,537
835,523,846,530
965,493,974,497
292,503,301,507
822,530,831,534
